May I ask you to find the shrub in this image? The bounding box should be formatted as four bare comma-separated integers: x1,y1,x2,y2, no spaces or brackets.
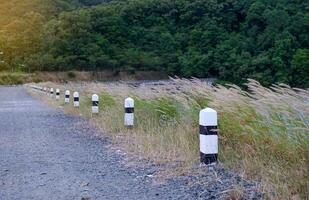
67,71,76,78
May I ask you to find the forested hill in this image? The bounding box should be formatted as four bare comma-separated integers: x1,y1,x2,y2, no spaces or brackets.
0,0,308,87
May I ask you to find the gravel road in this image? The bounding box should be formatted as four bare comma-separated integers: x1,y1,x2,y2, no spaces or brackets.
0,86,263,200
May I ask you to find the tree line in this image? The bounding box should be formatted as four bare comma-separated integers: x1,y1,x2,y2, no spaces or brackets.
0,0,308,87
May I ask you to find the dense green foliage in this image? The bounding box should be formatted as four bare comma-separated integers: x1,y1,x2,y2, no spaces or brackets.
0,0,308,87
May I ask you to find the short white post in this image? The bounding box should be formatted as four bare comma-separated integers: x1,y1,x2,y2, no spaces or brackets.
124,97,134,127
55,88,60,100
199,108,218,165
50,88,54,97
46,88,49,95
73,92,79,107
65,90,70,103
43,87,46,94
92,94,99,114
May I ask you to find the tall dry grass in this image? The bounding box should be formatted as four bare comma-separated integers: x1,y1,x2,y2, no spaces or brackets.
30,78,309,199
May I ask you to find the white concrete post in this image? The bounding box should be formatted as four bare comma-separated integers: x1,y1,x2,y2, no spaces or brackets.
73,92,79,107
55,88,60,100
199,108,218,165
124,97,134,127
92,94,99,114
50,88,54,97
65,90,70,103
43,87,47,94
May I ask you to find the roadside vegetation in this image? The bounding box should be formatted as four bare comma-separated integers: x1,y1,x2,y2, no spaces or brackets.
30,78,309,199
0,70,167,85
0,72,33,85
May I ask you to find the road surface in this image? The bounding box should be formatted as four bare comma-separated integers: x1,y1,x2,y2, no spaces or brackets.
0,86,262,200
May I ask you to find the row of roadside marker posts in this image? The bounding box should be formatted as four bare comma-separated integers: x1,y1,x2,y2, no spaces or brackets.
30,85,218,165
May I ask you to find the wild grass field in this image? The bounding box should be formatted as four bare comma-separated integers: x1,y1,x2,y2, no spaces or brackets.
30,78,309,199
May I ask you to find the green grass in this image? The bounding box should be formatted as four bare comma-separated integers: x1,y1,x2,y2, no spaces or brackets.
99,92,116,109
0,72,33,85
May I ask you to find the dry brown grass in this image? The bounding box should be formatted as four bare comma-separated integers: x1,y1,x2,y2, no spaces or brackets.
28,78,309,199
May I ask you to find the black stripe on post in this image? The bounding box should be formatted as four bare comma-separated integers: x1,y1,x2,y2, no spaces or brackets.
125,107,134,113
92,101,99,106
200,153,218,164
65,95,70,98
56,93,60,95
199,125,218,135
74,97,79,101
